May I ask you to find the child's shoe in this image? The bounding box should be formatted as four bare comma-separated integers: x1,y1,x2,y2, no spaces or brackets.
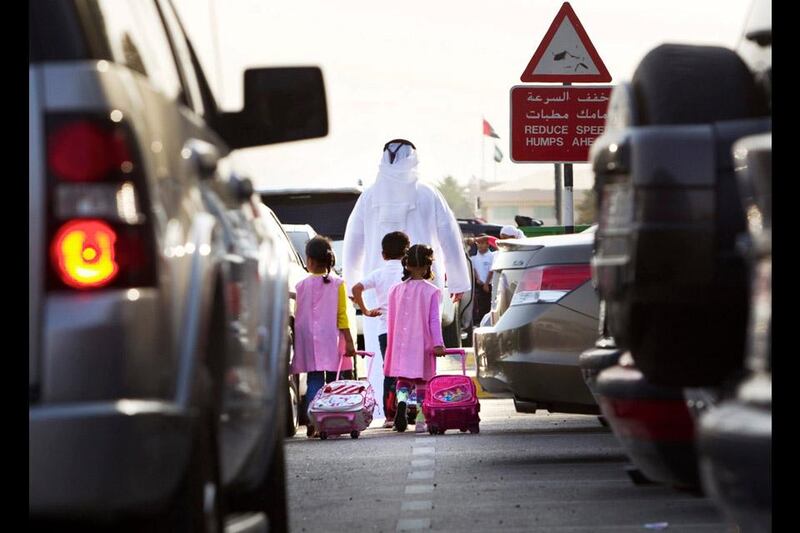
382,419,394,429
395,389,409,432
306,424,317,438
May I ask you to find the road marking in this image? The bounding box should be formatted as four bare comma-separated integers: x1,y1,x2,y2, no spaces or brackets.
414,437,432,443
408,470,434,480
411,458,435,468
405,484,434,495
396,518,431,531
412,446,435,455
401,500,433,511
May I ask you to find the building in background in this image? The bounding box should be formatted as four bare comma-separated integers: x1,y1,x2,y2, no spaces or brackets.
476,178,591,226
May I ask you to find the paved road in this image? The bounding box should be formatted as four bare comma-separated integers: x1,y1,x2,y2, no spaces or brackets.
285,399,735,532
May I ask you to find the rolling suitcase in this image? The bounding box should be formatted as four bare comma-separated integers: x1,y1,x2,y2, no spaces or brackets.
422,348,480,435
308,351,376,440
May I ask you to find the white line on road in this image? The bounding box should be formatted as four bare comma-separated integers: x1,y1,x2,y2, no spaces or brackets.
412,446,435,455
405,484,435,495
408,470,435,480
396,518,431,531
410,458,435,468
401,500,433,511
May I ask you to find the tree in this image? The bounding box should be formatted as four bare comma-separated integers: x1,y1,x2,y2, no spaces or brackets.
576,189,596,225
436,176,473,218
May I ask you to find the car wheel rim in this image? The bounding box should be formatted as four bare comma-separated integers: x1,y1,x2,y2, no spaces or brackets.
289,385,299,428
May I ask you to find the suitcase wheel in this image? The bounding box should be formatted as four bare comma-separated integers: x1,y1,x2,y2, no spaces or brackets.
428,426,438,435
460,428,467,433
319,432,328,440
469,425,480,434
350,431,360,439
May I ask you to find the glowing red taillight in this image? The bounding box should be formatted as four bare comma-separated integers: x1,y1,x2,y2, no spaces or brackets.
46,114,155,291
518,264,592,292
51,220,119,289
47,121,132,182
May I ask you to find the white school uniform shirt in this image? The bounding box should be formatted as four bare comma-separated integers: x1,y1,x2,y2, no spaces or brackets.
470,249,494,284
359,259,405,335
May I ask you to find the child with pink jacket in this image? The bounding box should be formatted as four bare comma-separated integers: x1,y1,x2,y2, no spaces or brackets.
291,236,356,438
383,244,446,433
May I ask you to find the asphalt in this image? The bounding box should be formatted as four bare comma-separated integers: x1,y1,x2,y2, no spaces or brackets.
285,399,736,533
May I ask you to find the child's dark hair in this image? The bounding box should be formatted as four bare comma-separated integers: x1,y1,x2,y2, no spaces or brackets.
305,236,336,283
382,231,411,260
402,244,435,281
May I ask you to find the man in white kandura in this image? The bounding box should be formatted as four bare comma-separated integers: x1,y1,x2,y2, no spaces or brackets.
342,139,471,420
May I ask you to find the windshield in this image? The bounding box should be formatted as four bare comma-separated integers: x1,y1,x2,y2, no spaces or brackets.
287,231,310,263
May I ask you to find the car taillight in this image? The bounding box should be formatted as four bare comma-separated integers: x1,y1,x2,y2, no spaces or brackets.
48,121,132,183
510,264,591,306
46,113,155,291
51,220,119,289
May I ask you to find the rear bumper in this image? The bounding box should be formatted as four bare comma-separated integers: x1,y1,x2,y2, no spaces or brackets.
596,365,699,488
30,400,192,518
474,315,597,411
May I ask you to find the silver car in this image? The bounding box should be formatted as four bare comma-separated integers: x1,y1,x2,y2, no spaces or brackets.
475,230,600,415
29,0,327,529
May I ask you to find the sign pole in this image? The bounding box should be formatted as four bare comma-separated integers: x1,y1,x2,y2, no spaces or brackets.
564,163,574,232
554,164,562,225
562,81,574,233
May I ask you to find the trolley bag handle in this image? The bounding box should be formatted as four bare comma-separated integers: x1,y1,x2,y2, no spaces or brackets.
336,350,375,381
434,348,467,376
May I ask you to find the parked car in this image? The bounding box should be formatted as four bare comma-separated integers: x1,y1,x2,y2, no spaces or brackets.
698,131,771,532
588,0,771,523
29,0,327,529
257,205,311,437
458,218,505,239
261,187,469,348
474,231,600,415
594,353,701,490
282,223,318,267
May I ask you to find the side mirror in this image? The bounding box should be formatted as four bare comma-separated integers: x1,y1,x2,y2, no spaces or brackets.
216,67,328,150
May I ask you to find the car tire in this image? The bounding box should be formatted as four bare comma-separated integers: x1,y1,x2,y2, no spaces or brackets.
228,331,289,531
155,381,224,533
228,430,289,532
632,44,768,126
287,375,300,437
616,44,768,387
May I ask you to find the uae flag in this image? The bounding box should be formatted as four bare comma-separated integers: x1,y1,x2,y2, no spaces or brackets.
483,118,500,138
494,144,503,163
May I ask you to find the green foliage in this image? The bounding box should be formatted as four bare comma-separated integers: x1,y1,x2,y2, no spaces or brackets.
436,176,473,218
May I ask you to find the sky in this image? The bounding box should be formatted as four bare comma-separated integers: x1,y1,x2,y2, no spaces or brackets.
173,0,755,192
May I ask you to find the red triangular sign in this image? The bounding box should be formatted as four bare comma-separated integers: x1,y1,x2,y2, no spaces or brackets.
520,2,611,83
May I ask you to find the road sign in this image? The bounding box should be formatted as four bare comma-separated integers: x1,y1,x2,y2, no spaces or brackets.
510,85,612,163
520,2,611,83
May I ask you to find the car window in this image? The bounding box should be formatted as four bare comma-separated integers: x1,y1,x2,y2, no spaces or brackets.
262,193,360,241
287,231,309,263
156,0,205,116
93,0,183,102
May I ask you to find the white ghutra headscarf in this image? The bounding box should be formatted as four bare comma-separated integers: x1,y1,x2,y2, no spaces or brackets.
373,141,419,229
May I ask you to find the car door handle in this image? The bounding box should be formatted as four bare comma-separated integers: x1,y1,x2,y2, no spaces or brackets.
183,138,220,179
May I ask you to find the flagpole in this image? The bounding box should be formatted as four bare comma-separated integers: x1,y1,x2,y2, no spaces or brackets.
481,118,485,184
